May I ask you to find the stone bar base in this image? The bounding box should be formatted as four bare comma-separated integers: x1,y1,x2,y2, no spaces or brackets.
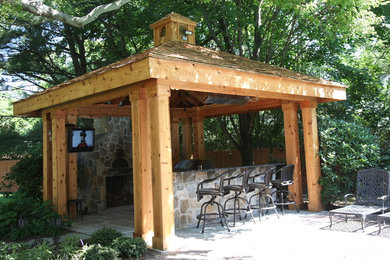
173,164,277,229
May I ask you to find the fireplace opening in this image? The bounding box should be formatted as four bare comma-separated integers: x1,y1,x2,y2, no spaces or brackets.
106,175,133,208
106,157,133,208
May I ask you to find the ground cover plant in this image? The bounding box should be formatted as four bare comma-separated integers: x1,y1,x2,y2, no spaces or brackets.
0,193,71,241
0,228,148,260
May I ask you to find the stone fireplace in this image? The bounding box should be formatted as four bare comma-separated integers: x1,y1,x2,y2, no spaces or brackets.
106,158,133,208
78,117,133,212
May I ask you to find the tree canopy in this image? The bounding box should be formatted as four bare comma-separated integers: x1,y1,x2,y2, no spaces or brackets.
0,1,389,204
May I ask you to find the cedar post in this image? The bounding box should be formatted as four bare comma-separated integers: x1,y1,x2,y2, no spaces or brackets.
181,118,193,159
282,102,304,209
147,82,174,250
130,87,154,240
42,112,53,202
301,100,324,211
193,110,205,160
171,116,180,168
51,110,68,215
66,115,78,218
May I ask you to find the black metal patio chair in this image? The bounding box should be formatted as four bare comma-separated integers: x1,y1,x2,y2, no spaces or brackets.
196,169,235,233
247,167,279,220
270,164,299,215
223,167,256,227
329,168,390,231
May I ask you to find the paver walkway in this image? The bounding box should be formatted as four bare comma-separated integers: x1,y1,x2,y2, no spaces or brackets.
71,206,390,260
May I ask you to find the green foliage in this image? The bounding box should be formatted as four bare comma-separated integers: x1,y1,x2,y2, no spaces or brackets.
88,227,123,247
0,193,70,240
0,241,53,260
58,235,83,258
0,149,43,199
112,236,148,259
0,241,26,260
82,244,119,260
318,117,381,207
0,94,42,159
14,241,53,260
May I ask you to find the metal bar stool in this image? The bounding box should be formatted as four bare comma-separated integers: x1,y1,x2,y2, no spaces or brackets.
223,168,256,227
270,164,299,215
248,167,279,220
196,169,235,233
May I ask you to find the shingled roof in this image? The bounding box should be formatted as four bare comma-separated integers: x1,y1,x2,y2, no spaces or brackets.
14,41,345,105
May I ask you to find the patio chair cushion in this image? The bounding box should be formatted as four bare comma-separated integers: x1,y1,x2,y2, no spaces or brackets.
223,185,242,192
197,188,221,196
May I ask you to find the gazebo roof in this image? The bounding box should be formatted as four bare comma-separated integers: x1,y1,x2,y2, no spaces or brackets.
13,41,347,117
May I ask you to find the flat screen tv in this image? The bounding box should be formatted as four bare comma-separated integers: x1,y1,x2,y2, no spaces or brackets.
68,128,95,153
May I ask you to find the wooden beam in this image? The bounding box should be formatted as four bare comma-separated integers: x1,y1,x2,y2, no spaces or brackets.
66,115,78,218
301,100,324,212
38,80,157,118
14,59,151,116
171,116,181,168
198,99,281,118
147,83,174,250
157,78,314,102
51,111,67,215
130,87,154,240
150,59,347,101
193,109,205,160
65,104,131,118
181,117,193,160
42,112,53,202
282,102,304,209
171,108,191,119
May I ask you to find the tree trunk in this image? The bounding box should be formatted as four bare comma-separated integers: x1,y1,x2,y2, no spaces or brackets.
238,113,256,166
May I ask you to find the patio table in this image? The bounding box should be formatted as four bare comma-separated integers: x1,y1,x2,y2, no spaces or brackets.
329,205,383,230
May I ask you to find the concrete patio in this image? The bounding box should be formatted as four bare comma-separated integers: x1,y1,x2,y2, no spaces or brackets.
70,205,390,259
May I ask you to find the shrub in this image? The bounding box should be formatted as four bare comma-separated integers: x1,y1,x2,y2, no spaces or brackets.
15,241,53,260
0,150,43,200
88,227,123,247
318,118,381,207
0,193,70,240
0,242,25,260
113,236,147,259
58,235,83,258
82,244,118,260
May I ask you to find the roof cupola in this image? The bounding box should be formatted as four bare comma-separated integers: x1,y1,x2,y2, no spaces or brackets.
150,12,197,47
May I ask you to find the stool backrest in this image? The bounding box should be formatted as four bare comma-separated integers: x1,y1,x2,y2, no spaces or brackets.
280,164,295,184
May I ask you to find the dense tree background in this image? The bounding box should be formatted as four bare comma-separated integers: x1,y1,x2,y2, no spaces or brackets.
0,0,389,204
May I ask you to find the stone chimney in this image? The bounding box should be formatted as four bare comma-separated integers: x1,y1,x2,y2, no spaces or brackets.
150,12,197,47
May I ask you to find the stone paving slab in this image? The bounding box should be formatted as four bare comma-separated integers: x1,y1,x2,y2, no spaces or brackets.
70,206,390,260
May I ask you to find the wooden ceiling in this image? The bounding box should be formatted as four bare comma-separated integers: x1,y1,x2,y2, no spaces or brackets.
65,89,281,119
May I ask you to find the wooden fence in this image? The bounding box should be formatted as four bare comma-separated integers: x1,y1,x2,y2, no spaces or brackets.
0,160,19,192
205,148,285,168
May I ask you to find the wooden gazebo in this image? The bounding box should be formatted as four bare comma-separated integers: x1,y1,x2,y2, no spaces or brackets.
13,13,346,250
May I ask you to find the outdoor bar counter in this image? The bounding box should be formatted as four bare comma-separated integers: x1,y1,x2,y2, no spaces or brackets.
173,164,279,229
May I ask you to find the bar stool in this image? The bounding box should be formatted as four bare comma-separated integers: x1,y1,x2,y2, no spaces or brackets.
270,164,299,215
223,168,256,227
196,169,235,233
248,167,279,220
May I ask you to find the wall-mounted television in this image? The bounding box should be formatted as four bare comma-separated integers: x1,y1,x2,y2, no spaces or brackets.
68,128,95,153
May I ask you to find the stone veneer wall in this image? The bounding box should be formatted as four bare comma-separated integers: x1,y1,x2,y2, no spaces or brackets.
173,164,276,230
77,117,132,212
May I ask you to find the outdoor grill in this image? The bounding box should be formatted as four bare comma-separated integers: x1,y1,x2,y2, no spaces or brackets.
173,159,215,172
